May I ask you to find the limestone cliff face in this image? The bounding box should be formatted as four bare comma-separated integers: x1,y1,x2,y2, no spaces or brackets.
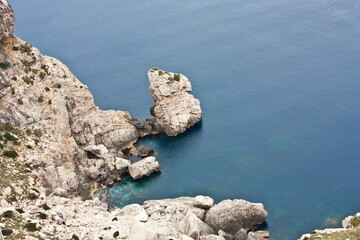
0,2,140,197
148,68,202,136
0,34,140,197
0,0,14,41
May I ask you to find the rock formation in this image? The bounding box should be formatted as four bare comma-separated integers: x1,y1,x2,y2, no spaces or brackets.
0,0,14,41
148,68,202,136
204,199,268,234
128,156,161,180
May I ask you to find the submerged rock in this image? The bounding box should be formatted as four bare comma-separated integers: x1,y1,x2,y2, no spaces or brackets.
204,199,268,234
128,156,160,180
148,68,202,136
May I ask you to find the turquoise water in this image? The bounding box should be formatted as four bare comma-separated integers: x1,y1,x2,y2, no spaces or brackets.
10,1,360,239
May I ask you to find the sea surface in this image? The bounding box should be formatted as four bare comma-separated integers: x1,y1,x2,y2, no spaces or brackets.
10,0,360,239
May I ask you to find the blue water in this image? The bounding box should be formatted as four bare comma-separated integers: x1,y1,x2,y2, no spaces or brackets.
10,1,360,239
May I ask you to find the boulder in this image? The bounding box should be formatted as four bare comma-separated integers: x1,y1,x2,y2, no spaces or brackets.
83,144,109,159
254,231,269,239
134,146,154,157
115,157,131,171
200,235,226,240
148,69,202,136
233,229,247,240
218,230,234,240
128,156,160,180
194,195,214,209
143,197,206,222
246,232,265,240
179,211,214,239
128,222,163,240
204,199,267,234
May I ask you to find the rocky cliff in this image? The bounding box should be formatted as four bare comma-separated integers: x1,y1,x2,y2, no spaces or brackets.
0,0,14,41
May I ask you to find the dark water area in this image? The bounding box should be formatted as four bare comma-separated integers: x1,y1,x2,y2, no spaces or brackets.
10,0,360,239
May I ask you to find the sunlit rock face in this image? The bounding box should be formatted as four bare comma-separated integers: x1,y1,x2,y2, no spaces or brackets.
148,68,202,136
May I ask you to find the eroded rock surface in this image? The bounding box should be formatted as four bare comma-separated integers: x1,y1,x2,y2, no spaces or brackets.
0,0,14,41
204,199,268,234
128,156,161,180
148,68,202,136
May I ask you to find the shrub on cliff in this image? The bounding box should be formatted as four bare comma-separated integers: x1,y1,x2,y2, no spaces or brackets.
2,210,13,218
0,62,10,70
37,212,47,219
42,203,50,210
23,76,32,84
2,150,18,158
24,222,38,232
351,216,360,227
19,43,32,54
33,129,42,137
173,74,180,81
3,132,16,141
27,192,38,200
16,208,24,214
39,71,46,79
113,231,119,238
72,234,79,240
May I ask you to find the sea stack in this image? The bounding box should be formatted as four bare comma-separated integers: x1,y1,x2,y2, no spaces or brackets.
148,68,202,136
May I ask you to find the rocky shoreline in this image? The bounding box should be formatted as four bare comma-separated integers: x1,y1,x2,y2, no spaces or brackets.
0,1,359,239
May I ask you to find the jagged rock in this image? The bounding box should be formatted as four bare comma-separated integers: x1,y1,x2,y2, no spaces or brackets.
233,229,247,240
200,235,226,240
128,222,163,240
133,146,154,157
148,69,202,136
246,232,265,240
143,197,206,222
179,211,214,240
87,166,100,179
83,144,109,159
0,0,14,41
204,199,268,234
194,195,214,209
115,157,131,171
218,230,234,240
181,235,195,240
254,231,269,239
26,157,44,168
128,156,160,180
